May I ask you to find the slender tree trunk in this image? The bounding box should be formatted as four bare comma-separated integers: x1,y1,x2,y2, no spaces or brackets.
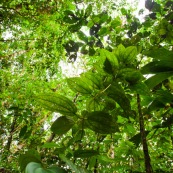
137,94,153,173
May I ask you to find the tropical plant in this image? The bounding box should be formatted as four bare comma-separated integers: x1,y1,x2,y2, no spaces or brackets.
0,0,173,173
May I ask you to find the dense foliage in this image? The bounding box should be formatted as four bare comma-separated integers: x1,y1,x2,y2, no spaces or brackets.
0,0,173,172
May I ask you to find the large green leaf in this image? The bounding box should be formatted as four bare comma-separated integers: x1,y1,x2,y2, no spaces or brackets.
124,46,137,63
51,116,75,135
147,90,173,111
145,72,173,89
129,82,150,95
103,58,114,74
144,47,173,61
36,94,77,116
67,77,93,94
19,149,41,172
106,82,131,112
25,162,67,173
83,71,103,89
115,44,126,61
141,61,173,74
118,68,143,84
100,49,119,74
25,162,42,173
86,111,119,134
73,149,99,158
86,97,103,112
155,90,173,104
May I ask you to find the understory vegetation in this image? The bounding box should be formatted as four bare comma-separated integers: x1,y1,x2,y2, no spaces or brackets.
0,0,173,172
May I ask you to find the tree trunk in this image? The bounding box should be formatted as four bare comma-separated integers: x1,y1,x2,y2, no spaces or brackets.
137,94,153,173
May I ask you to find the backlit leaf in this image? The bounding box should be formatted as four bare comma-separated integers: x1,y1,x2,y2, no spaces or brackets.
144,47,173,61
51,116,74,135
129,82,150,95
124,46,137,63
73,149,99,158
86,111,119,134
36,94,77,116
67,77,93,94
106,82,131,112
100,49,119,73
41,142,59,148
145,72,173,89
141,61,173,74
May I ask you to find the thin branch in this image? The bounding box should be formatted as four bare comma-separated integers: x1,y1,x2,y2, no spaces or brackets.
46,132,55,142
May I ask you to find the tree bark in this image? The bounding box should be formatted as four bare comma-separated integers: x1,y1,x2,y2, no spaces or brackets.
137,94,153,173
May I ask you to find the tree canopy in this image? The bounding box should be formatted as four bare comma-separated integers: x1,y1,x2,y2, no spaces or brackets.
0,0,173,173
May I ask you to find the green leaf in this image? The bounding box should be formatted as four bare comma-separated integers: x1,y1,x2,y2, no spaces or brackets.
68,21,82,32
118,68,143,84
115,44,126,60
36,94,77,116
83,71,103,89
86,111,119,134
144,47,173,61
129,131,150,147
124,46,137,63
25,162,66,173
100,13,109,23
103,58,114,74
141,61,173,74
19,149,41,171
73,129,85,142
25,162,42,173
145,72,173,89
107,82,131,112
156,90,173,104
73,149,99,158
97,155,115,163
148,100,165,112
41,142,59,148
129,82,150,95
67,77,93,94
77,31,88,43
100,49,119,73
63,10,78,24
19,125,28,138
98,27,109,36
86,97,102,111
51,116,74,135
85,4,92,17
